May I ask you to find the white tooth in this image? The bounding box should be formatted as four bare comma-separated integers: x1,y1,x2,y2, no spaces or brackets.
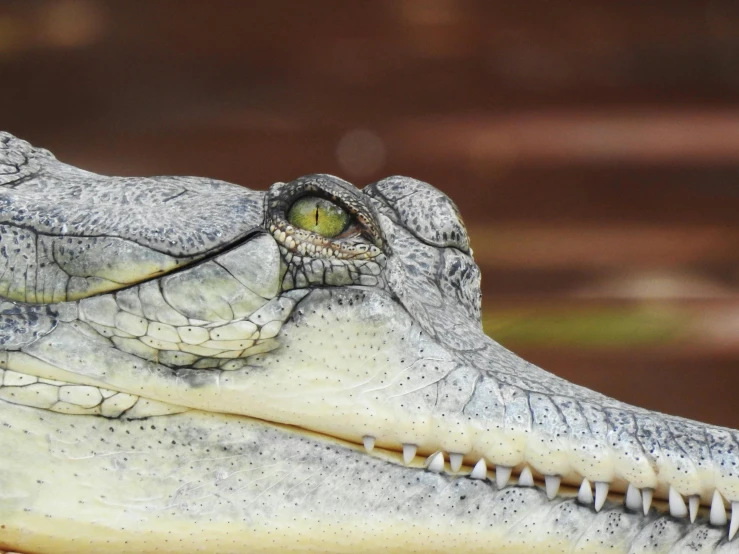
689,495,699,523
545,475,561,500
730,502,739,541
402,444,417,465
425,451,444,473
668,486,688,518
625,484,642,512
642,488,654,515
577,479,593,504
594,481,609,512
518,466,534,487
496,466,512,489
710,490,727,526
470,459,487,480
449,452,463,472
362,435,375,453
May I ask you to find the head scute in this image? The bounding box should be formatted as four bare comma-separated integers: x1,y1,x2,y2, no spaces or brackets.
364,175,470,253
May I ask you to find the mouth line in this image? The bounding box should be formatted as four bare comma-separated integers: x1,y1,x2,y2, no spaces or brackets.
2,358,732,536
1,372,731,554
276,421,722,526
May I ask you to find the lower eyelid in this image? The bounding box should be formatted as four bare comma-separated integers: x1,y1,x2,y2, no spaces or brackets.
334,224,362,240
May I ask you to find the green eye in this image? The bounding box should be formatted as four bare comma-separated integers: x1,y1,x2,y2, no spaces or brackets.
287,196,351,238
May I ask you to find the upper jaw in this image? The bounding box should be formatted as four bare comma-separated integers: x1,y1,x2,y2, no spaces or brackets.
267,297,739,531
360,176,739,533
19,278,739,535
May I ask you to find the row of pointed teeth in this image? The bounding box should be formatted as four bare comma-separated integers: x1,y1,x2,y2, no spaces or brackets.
361,436,739,540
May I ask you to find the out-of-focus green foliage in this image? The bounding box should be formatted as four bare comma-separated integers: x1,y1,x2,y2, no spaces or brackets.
483,306,687,349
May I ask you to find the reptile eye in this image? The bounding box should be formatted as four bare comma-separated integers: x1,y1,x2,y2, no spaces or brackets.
287,196,351,238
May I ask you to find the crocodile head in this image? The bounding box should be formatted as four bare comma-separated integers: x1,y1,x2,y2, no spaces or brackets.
1,132,738,554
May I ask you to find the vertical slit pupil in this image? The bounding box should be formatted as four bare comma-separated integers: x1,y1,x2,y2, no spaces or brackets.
315,206,319,226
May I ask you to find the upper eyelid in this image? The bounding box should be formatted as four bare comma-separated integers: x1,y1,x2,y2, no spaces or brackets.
290,193,353,216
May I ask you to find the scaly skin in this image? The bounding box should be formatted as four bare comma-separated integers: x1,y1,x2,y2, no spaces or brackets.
0,131,737,553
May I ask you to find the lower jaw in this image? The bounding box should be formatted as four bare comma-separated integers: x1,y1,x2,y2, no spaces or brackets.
0,402,725,554
0,518,631,554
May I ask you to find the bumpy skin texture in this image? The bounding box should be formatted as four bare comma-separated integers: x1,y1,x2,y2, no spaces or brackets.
0,133,261,302
0,131,738,554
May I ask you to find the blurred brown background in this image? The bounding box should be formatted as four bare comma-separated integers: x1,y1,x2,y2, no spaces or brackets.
1,0,738,427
